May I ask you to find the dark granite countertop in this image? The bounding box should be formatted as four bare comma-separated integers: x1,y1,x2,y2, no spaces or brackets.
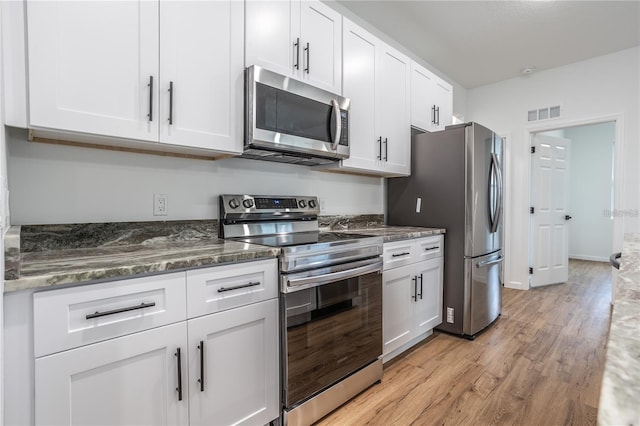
4,217,445,293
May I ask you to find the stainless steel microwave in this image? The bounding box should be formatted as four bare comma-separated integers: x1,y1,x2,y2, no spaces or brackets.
243,65,350,165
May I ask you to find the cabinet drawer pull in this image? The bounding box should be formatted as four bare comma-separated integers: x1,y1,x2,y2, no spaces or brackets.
384,137,388,161
391,252,410,258
198,341,205,392
418,273,423,299
424,246,439,251
175,348,183,401
377,136,382,160
85,302,156,319
217,281,261,293
147,75,154,122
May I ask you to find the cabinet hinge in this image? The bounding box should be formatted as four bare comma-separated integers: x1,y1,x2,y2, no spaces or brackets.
529,267,534,275
530,207,535,214
531,146,536,154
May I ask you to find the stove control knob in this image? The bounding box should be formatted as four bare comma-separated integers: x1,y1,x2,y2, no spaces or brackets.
228,198,240,209
243,198,254,208
298,200,307,208
308,199,317,209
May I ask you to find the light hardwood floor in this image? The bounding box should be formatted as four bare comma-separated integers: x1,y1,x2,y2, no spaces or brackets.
317,259,612,426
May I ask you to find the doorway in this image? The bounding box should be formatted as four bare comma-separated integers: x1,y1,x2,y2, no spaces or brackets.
529,120,617,288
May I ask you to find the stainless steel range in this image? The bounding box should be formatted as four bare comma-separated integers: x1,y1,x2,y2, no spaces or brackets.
219,194,383,426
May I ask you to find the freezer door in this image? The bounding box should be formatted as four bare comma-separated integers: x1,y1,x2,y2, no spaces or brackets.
464,251,502,336
465,124,504,257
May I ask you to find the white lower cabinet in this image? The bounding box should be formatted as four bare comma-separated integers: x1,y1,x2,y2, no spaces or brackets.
32,259,280,426
187,299,279,426
382,236,444,362
35,322,189,426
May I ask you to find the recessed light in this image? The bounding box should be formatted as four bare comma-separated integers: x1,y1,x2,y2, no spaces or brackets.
521,66,536,74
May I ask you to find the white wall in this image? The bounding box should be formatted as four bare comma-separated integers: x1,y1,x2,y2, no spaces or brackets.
467,47,639,289
564,122,615,261
6,127,384,224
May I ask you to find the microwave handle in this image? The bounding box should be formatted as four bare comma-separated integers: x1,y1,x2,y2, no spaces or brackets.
330,99,341,150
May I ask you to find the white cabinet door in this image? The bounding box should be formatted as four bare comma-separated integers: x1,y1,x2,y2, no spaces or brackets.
299,0,342,93
340,18,379,172
27,1,159,142
413,257,444,335
159,0,243,153
245,0,297,78
382,264,414,356
35,322,189,426
245,0,341,93
377,43,411,176
410,60,453,132
187,299,279,426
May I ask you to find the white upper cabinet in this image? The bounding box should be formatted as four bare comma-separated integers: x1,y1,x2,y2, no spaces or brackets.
410,61,453,132
245,0,342,94
326,18,410,177
159,1,243,152
27,1,160,142
25,0,243,155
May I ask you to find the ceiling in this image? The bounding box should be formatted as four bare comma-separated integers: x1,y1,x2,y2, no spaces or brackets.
336,0,640,89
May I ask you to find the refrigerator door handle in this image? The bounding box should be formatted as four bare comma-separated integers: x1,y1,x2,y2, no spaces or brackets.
492,152,503,233
489,153,501,234
476,256,504,268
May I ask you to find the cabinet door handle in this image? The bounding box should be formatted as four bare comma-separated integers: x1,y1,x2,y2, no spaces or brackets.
384,138,388,161
424,246,439,251
168,81,174,125
175,348,183,401
294,37,300,70
304,42,310,73
198,341,205,392
85,302,156,320
218,281,261,293
377,137,382,160
412,276,417,301
418,273,423,299
436,106,440,126
392,252,411,258
147,75,154,122
431,105,436,125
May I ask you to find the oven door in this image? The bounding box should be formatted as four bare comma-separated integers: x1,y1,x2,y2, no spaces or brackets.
282,260,382,409
246,66,350,160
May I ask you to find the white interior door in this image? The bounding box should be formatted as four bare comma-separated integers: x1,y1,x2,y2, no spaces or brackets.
531,133,572,287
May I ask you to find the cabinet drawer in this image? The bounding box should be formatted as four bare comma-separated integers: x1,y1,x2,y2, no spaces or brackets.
414,235,444,262
34,272,187,357
383,240,415,270
186,259,278,318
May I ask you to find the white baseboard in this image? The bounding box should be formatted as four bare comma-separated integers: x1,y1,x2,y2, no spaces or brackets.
569,254,608,262
505,280,527,290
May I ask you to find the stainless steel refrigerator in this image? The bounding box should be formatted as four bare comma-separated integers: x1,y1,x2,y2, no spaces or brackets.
387,122,504,338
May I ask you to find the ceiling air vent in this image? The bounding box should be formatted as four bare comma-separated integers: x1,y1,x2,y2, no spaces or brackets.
527,105,561,122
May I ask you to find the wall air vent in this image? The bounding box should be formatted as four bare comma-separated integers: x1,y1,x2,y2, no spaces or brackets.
527,105,561,122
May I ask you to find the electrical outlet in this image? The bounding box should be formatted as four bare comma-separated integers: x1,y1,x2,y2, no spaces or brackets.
154,194,168,216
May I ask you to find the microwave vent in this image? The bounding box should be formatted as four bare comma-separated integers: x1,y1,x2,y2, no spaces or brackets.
240,148,338,166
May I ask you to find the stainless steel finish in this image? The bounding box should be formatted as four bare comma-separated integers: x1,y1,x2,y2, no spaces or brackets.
294,38,300,70
387,122,504,338
243,65,350,164
223,221,318,239
85,302,156,320
377,136,382,160
279,236,383,273
463,251,502,336
283,258,382,292
168,81,174,125
383,137,388,161
304,42,310,73
331,99,341,150
284,359,383,426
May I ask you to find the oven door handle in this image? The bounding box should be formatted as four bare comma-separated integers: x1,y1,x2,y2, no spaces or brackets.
286,259,382,289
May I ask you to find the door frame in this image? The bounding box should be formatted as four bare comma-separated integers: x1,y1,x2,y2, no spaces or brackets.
523,113,625,289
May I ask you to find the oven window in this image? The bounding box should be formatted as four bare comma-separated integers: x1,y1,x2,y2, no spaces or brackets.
255,83,332,143
284,271,382,408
